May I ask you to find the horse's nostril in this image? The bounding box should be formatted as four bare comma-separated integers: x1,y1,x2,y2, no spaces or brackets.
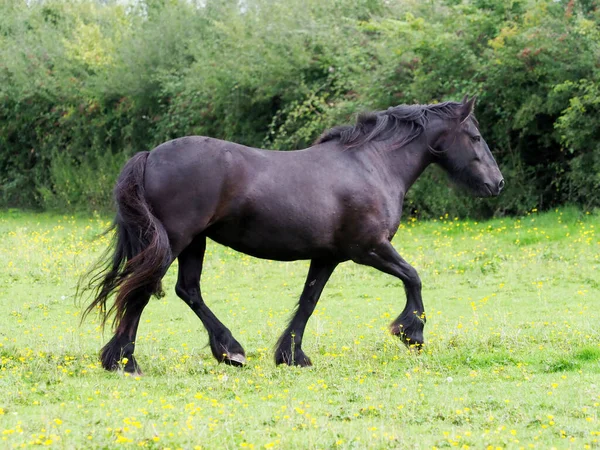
498,179,505,192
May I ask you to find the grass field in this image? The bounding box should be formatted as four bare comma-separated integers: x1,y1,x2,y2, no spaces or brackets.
0,208,599,449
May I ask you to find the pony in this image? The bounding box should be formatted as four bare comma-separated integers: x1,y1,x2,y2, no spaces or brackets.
80,96,504,373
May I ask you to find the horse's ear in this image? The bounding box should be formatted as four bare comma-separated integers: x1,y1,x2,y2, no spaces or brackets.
459,95,476,123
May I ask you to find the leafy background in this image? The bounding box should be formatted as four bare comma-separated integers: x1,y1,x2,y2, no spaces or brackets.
1,0,599,217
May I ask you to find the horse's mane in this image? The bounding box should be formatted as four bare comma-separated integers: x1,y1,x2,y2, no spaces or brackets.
315,101,464,149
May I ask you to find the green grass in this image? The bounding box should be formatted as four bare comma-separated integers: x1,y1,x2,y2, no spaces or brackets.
0,208,599,449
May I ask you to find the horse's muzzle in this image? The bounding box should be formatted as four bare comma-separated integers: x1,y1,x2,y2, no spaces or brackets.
485,178,505,196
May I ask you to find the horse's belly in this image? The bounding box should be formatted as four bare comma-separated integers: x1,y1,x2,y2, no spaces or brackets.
206,221,335,261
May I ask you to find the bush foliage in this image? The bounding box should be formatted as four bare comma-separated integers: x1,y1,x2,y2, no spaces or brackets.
1,0,599,216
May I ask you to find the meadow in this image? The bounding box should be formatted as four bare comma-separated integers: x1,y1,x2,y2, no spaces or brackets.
0,208,598,449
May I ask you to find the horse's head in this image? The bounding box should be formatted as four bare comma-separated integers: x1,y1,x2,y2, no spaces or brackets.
431,96,504,197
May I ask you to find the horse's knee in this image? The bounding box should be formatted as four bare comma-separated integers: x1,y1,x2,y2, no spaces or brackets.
403,267,421,289
176,284,204,308
175,284,194,304
175,283,187,301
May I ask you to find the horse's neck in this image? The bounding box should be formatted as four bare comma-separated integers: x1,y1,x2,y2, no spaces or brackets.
375,137,433,195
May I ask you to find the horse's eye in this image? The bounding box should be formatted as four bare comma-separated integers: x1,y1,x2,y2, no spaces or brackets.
470,135,481,143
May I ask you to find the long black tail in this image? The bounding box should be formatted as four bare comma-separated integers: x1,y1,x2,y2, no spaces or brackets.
79,151,172,330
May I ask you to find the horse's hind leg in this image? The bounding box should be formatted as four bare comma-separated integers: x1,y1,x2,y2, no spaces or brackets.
175,236,246,366
100,289,151,374
274,259,337,366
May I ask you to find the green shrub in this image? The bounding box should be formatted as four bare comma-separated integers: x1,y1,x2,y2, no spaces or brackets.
1,0,599,216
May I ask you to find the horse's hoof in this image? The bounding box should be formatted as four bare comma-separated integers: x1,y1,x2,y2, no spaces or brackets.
295,357,312,367
406,341,423,353
390,324,423,351
118,356,143,375
123,359,143,375
224,353,246,367
399,334,424,352
275,350,312,367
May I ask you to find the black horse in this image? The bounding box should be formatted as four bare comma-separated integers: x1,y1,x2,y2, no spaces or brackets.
81,96,504,374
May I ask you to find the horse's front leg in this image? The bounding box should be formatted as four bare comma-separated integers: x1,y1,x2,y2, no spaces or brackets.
274,259,338,366
354,241,425,348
